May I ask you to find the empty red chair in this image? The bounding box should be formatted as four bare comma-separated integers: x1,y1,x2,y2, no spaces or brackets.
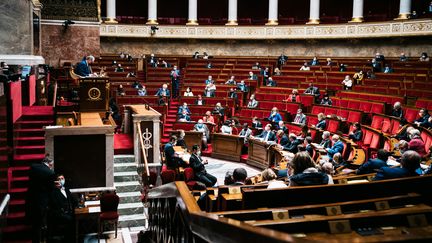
161,170,176,184
99,193,120,241
327,120,339,133
184,167,197,190
381,118,391,133
370,116,383,129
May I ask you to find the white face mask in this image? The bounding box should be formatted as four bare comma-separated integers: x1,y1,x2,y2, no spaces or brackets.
197,151,201,156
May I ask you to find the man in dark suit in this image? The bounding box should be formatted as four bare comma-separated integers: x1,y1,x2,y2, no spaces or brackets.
155,84,170,105
164,136,187,170
170,66,180,98
414,108,430,127
148,53,157,67
48,174,76,242
189,145,217,187
74,55,94,77
283,133,301,153
356,149,389,175
195,94,205,105
255,124,276,142
251,117,262,129
374,150,421,180
26,154,56,243
276,130,289,147
304,136,314,157
304,83,320,102
278,53,288,66
230,168,248,186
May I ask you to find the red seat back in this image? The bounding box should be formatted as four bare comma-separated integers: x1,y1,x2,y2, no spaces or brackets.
100,193,120,213
161,170,176,184
184,167,195,182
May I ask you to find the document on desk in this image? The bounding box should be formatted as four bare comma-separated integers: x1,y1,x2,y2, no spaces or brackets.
88,207,101,213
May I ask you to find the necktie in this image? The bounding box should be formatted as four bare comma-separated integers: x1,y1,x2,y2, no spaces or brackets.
264,132,269,142
294,115,301,123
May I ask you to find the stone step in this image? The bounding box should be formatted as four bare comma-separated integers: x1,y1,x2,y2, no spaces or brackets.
118,202,144,215
114,181,142,193
114,171,140,182
118,213,147,228
117,191,142,204
113,155,136,163
114,162,137,173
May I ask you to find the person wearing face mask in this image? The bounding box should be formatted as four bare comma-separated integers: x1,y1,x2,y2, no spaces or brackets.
247,94,259,108
414,108,430,127
170,65,180,98
326,135,344,159
26,154,56,243
319,131,332,149
47,174,76,242
177,102,191,116
194,119,210,149
237,80,248,92
419,52,430,62
293,109,306,125
189,145,217,187
320,94,332,106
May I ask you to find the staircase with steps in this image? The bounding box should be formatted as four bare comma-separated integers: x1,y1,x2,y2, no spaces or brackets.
3,106,54,241
113,155,147,230
161,101,179,144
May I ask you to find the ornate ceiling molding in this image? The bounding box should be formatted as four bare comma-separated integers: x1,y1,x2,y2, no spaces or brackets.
100,19,432,39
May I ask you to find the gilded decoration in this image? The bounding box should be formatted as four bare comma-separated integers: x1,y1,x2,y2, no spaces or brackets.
101,19,432,39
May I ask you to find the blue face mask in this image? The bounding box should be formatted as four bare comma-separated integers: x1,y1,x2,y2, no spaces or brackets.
60,179,65,187
198,124,203,128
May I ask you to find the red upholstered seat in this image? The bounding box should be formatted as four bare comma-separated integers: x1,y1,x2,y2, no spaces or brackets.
347,111,361,123
390,120,401,135
363,130,372,145
184,167,197,190
327,120,339,133
161,170,176,184
337,110,349,120
404,108,419,123
371,116,383,129
100,212,119,220
311,106,325,115
99,193,120,240
381,119,391,133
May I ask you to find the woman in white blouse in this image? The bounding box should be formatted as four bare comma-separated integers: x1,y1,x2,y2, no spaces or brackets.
183,87,194,96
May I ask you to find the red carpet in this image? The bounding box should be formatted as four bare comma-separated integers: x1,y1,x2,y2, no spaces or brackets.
114,133,134,155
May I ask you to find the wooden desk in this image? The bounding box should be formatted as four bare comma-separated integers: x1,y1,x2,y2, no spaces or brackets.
272,146,293,167
171,131,203,152
220,193,243,211
247,139,272,169
74,202,100,243
211,133,244,162
80,112,103,126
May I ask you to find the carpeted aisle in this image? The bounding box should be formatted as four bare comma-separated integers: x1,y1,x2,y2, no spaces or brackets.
114,134,134,155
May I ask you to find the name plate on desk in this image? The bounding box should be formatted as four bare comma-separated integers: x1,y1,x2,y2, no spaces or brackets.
79,77,109,112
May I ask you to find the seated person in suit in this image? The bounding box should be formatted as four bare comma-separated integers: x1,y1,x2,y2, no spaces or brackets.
320,94,332,106
356,149,389,175
278,54,288,65
212,102,225,116
266,77,276,87
155,84,170,105
247,94,259,108
285,89,301,103
47,174,76,242
204,82,216,97
375,52,385,63
374,150,421,180
229,168,248,186
414,108,430,128
74,55,95,77
348,122,363,142
370,58,381,72
192,51,200,59
177,102,191,116
225,76,236,85
117,84,126,96
262,67,270,83
239,123,253,144
194,120,210,150
251,116,262,129
189,145,217,187
283,133,301,153
408,129,427,157
178,110,191,122
304,83,320,98
391,101,404,119
277,121,288,134
237,80,248,92
304,136,314,157
419,52,430,62
132,80,142,89
326,58,334,66
339,63,347,72
248,71,257,80
251,62,261,70
319,131,332,149
313,113,326,130
176,130,187,149
383,64,393,73
254,124,276,142
205,75,213,85
276,130,289,147
289,152,332,186
293,109,306,125
326,135,344,158
310,56,320,66
268,107,283,124
206,62,212,69
164,136,188,170
221,120,233,135
400,52,408,62
195,94,205,105
228,87,238,100
203,111,215,124
299,62,310,71
115,63,124,72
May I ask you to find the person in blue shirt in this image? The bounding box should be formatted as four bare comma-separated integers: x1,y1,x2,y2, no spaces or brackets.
74,55,94,77
315,113,327,130
268,107,282,124
205,75,213,85
374,150,421,180
326,135,344,158
177,102,191,116
310,56,320,66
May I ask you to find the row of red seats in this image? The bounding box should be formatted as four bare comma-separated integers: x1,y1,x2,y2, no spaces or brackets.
336,91,405,105
331,98,385,114
311,105,362,124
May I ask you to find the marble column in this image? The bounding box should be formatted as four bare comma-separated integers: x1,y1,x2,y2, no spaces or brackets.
350,0,364,22
146,0,158,25
105,0,117,23
226,0,238,25
187,0,198,25
307,0,320,24
266,0,278,25
396,0,411,20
